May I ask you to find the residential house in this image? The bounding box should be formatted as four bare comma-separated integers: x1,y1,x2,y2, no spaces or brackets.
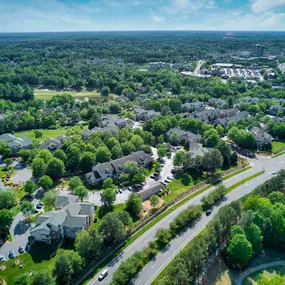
29,196,94,243
64,106,80,116
215,111,249,128
189,143,212,159
166,128,202,146
102,114,128,129
133,108,161,121
0,114,6,121
83,126,119,139
86,151,153,185
189,109,220,124
0,133,32,155
115,95,129,103
41,135,70,152
181,102,205,113
250,127,272,151
268,105,282,116
208,98,227,108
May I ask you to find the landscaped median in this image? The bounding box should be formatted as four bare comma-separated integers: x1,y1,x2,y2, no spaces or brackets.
151,170,266,285
110,171,265,285
79,165,253,284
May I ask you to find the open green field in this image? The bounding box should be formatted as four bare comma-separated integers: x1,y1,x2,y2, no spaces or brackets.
272,141,285,153
163,170,209,203
15,128,67,140
0,247,65,285
34,88,116,101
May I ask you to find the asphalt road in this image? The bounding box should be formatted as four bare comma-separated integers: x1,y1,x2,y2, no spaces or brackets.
88,155,284,285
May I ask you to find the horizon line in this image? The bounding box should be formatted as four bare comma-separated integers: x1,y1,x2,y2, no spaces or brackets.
0,29,285,34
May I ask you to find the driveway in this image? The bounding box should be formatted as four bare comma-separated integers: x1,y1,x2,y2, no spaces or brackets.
0,190,41,260
12,163,33,184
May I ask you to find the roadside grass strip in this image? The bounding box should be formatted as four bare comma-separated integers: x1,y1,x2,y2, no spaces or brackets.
80,166,252,284
272,151,285,158
151,170,265,285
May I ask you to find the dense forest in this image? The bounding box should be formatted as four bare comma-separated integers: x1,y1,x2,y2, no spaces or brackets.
0,31,285,102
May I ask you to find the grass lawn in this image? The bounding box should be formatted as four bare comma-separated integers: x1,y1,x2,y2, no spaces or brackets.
0,247,65,285
14,128,67,141
163,170,209,203
34,88,116,101
272,141,285,153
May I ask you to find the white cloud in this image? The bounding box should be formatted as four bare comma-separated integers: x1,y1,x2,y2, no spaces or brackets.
166,0,207,14
205,0,216,8
152,14,165,22
251,0,285,13
173,0,189,8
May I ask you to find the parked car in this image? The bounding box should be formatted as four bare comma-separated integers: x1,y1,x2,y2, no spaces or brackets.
115,189,118,194
272,171,277,175
150,175,155,179
19,246,24,253
36,203,43,209
98,269,108,281
8,251,15,258
118,189,122,194
206,209,212,216
0,255,5,262
165,179,171,183
167,176,172,180
160,181,167,186
127,186,132,191
171,169,177,174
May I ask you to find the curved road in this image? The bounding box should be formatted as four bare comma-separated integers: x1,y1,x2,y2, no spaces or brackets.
237,260,285,285
87,155,284,285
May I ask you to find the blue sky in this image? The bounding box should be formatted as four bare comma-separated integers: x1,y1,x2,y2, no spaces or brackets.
0,0,284,32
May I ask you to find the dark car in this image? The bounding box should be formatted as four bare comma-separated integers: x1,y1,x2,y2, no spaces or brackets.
19,246,24,253
8,251,15,258
206,209,212,216
115,189,118,194
36,204,43,209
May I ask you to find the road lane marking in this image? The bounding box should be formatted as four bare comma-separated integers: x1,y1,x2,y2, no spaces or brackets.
144,219,211,285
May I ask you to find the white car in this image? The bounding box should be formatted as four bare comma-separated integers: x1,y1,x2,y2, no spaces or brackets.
98,269,108,281
272,171,277,175
0,255,5,262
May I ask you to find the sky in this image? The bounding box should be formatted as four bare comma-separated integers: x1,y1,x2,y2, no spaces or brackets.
0,0,285,32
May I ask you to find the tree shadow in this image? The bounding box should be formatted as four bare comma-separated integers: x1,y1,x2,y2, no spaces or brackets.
28,241,58,263
13,221,31,236
98,205,114,219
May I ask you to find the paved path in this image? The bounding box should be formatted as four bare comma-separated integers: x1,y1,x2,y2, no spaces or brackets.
86,155,284,285
237,260,285,285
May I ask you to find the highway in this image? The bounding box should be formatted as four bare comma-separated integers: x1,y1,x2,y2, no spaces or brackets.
87,155,284,285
